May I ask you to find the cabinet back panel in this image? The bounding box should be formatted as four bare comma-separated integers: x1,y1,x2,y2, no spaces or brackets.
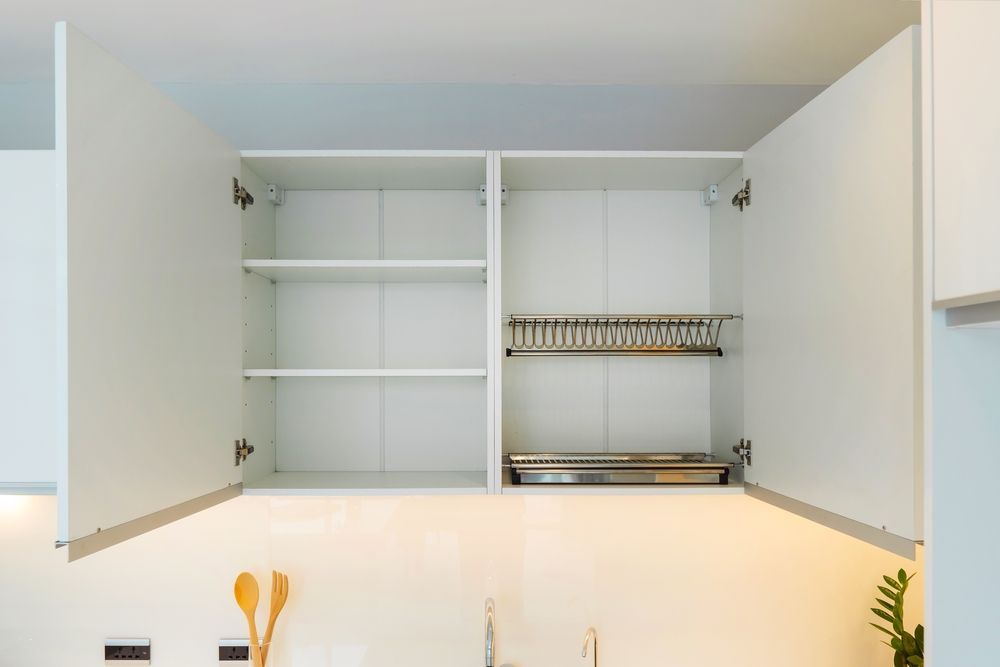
608,357,709,452
275,189,485,260
384,283,486,368
276,378,381,471
501,189,712,454
276,283,381,368
276,378,485,472
503,359,605,453
383,190,486,259
384,378,486,471
606,191,709,312
501,191,604,314
277,190,379,259
275,282,485,369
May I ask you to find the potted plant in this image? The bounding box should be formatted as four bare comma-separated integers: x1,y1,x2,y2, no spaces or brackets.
870,569,924,667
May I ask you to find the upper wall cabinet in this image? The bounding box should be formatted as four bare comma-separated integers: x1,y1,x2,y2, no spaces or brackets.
931,1,1000,308
55,23,243,560
741,26,922,550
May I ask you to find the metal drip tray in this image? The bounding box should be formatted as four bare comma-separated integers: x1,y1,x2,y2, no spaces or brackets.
507,453,732,485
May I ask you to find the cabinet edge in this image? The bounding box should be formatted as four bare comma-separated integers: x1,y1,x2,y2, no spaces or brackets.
746,484,918,559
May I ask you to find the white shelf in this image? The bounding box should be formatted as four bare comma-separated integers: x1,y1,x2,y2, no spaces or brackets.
501,481,745,496
243,259,487,283
500,151,743,191
242,471,487,495
243,368,488,378
240,150,487,190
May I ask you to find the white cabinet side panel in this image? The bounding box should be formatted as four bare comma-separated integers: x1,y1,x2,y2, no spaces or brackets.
743,27,920,539
710,168,745,460
0,151,56,488
57,23,242,544
931,2,1000,306
241,162,276,260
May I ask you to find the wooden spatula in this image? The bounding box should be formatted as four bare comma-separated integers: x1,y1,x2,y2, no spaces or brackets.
261,570,289,664
234,572,263,667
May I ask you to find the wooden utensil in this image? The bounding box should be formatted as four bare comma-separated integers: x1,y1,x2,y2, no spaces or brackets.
234,572,263,667
260,570,289,664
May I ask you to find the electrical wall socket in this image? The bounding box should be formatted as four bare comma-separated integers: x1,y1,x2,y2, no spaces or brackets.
104,639,150,664
219,639,250,663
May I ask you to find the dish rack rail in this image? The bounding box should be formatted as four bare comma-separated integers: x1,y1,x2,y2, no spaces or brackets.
505,314,735,357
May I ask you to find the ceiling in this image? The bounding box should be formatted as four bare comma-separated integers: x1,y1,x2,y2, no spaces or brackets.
1,0,918,85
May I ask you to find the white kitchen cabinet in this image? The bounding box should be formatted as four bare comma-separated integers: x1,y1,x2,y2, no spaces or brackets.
929,0,1000,309
0,22,922,559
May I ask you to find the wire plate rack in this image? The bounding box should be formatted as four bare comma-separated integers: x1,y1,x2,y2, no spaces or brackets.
505,314,734,357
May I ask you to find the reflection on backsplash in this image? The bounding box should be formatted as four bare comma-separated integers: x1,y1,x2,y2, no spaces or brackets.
0,494,921,667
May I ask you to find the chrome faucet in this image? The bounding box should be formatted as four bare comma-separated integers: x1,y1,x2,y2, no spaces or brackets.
582,627,598,667
485,598,496,667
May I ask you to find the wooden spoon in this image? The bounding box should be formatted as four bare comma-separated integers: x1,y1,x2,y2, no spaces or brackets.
234,572,263,667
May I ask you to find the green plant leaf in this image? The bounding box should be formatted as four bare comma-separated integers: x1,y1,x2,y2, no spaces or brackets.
872,608,895,624
884,575,902,590
870,623,898,638
894,651,906,667
877,598,895,612
879,586,898,600
891,637,903,652
915,624,924,650
902,631,917,654
893,616,904,635
906,657,923,666
898,569,908,585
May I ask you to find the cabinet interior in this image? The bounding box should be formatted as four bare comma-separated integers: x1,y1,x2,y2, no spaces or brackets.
236,151,746,495
239,154,490,494
499,154,745,492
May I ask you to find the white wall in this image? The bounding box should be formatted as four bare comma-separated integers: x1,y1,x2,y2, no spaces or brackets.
0,494,922,667
929,311,1000,665
0,82,824,151
0,151,56,490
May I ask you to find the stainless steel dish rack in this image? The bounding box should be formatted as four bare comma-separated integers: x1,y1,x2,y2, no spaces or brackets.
507,453,733,485
505,314,734,357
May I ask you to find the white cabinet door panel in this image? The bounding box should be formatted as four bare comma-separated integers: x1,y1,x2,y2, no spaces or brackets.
931,1,1000,307
56,23,242,558
742,27,921,548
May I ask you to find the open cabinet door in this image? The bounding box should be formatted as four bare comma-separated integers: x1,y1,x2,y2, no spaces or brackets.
741,26,922,556
55,23,243,560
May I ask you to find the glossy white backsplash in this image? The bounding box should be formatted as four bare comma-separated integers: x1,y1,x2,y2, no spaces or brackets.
0,494,921,667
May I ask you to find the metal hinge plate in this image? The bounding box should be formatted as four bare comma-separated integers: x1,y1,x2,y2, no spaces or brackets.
732,438,752,466
479,184,509,206
234,438,255,466
233,177,255,210
731,178,751,211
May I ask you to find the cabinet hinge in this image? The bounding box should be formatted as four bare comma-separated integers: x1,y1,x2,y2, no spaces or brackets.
233,177,255,210
234,438,255,466
731,178,751,211
732,438,752,466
